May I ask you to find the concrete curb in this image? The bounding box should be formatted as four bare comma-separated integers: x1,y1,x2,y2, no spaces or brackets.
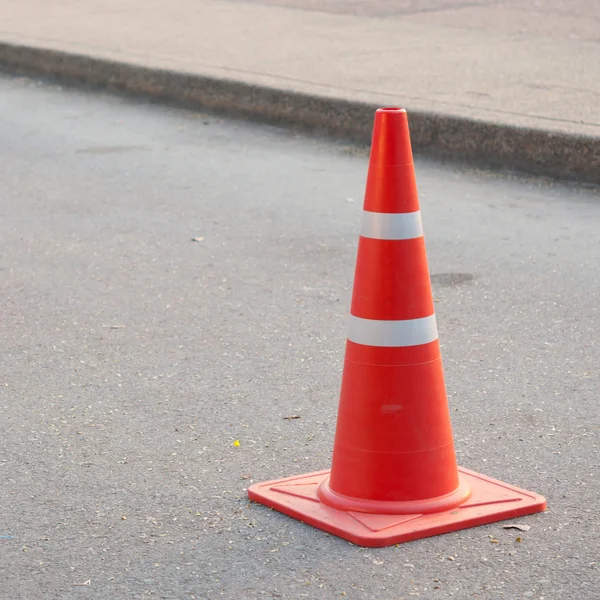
1,42,599,185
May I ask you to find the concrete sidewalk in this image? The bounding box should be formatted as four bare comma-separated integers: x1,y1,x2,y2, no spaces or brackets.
0,0,599,182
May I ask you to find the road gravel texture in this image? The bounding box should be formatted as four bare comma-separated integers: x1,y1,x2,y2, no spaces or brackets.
0,76,599,599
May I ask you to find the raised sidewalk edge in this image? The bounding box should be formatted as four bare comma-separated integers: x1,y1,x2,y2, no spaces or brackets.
1,42,598,185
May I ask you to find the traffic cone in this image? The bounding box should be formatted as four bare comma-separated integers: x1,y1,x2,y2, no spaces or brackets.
248,108,546,547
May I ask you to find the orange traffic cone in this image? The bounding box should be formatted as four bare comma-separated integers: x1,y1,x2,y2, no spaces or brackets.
248,108,546,547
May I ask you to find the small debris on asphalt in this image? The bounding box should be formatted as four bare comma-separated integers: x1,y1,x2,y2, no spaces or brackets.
283,415,301,420
503,523,531,531
233,440,240,447
191,236,204,242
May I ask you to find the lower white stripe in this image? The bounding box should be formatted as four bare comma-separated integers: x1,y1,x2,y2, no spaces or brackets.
347,314,438,347
360,210,423,240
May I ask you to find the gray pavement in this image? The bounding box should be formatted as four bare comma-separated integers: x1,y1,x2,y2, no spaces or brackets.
0,0,599,184
1,76,599,599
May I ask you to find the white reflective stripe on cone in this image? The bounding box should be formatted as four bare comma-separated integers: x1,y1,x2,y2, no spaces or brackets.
347,314,438,347
360,210,423,240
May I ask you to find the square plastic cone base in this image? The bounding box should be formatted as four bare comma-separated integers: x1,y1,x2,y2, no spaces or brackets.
248,467,546,547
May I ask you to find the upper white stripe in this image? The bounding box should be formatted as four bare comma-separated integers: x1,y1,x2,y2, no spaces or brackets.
347,314,438,347
360,210,423,240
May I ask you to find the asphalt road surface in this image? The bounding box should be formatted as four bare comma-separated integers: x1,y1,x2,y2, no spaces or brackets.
0,76,599,600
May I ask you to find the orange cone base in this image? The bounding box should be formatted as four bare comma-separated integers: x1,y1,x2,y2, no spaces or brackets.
248,467,546,548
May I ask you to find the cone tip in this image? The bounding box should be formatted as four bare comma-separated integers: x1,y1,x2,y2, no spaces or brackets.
368,107,413,169
377,107,406,114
